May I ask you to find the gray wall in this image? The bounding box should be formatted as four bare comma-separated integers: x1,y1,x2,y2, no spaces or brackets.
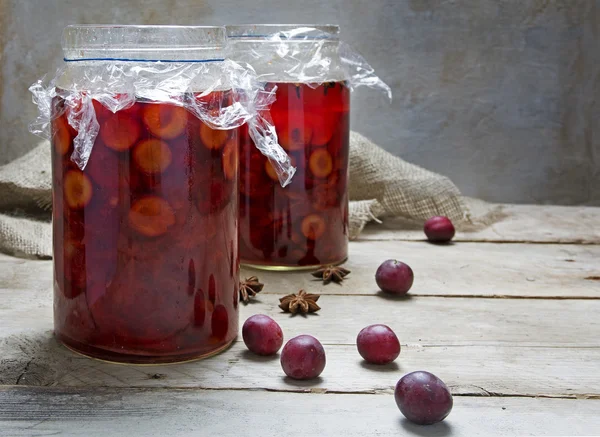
1,0,598,205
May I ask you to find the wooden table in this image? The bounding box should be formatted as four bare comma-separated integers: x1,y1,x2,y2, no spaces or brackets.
0,201,599,436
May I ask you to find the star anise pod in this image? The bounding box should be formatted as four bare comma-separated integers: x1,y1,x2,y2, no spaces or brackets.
311,265,351,284
239,276,264,304
279,289,321,314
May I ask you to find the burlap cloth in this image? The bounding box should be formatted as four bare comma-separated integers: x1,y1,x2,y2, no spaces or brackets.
0,131,469,259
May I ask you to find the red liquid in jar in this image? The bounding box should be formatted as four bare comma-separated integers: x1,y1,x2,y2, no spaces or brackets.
51,92,239,363
239,81,350,268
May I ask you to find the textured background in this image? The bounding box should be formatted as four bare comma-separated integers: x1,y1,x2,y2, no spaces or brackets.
0,0,598,205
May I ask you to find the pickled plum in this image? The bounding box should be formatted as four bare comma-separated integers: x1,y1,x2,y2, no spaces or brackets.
308,149,333,178
242,314,284,356
85,140,121,190
89,262,192,344
100,113,141,151
92,99,112,123
375,259,414,296
52,114,72,156
274,110,313,151
356,324,400,364
424,216,455,243
133,139,173,174
305,112,336,146
208,274,217,304
193,290,211,327
64,170,93,209
395,371,453,425
301,214,326,240
221,138,238,180
142,104,188,139
280,334,326,380
128,196,176,237
264,160,279,182
211,305,229,340
200,123,229,150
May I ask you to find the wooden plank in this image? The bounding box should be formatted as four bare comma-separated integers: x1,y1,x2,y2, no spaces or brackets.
359,199,600,244
244,241,600,297
1,330,599,397
1,387,599,437
2,288,599,347
2,240,598,301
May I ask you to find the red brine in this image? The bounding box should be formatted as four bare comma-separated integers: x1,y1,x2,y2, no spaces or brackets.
52,92,239,363
239,81,350,268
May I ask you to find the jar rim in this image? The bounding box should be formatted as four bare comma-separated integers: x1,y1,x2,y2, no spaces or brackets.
225,24,339,40
62,25,227,61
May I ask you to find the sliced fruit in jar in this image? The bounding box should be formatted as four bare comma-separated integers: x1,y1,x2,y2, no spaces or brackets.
306,112,337,146
264,159,279,182
133,139,173,174
222,138,239,180
275,111,313,151
85,140,120,189
89,262,192,343
142,104,188,140
64,170,93,209
100,113,141,151
211,304,229,341
194,290,210,327
199,122,229,150
52,115,73,156
92,99,112,123
301,213,326,240
128,196,176,237
265,155,298,182
308,149,333,178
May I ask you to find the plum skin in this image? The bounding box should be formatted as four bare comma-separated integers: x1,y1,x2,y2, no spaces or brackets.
280,334,326,380
395,371,453,425
242,314,284,356
375,259,414,295
356,324,400,364
424,216,455,243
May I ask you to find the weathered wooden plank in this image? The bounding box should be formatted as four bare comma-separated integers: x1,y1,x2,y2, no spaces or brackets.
1,387,599,437
359,199,600,244
2,288,599,347
1,330,598,397
245,241,600,297
1,242,598,300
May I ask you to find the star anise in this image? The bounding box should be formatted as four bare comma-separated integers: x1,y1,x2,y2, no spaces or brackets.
311,265,351,284
279,290,321,314
239,276,264,304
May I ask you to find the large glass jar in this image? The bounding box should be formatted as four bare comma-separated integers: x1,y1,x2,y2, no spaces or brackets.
46,25,245,364
227,25,350,270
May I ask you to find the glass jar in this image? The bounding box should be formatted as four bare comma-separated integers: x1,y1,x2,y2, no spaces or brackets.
227,24,350,270
48,25,243,364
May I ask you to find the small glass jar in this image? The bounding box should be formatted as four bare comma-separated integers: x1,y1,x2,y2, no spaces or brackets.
227,24,350,270
50,25,240,363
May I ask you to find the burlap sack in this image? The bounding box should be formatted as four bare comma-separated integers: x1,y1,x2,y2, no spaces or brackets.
348,131,467,238
0,132,468,259
0,143,52,258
